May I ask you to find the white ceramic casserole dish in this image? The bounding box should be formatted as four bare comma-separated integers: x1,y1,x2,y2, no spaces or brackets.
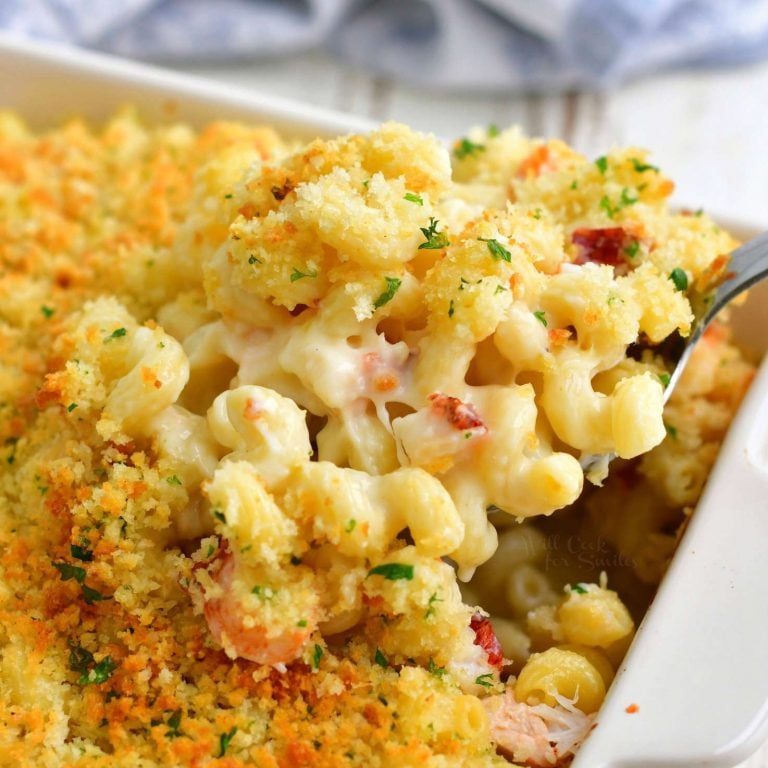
1,32,767,768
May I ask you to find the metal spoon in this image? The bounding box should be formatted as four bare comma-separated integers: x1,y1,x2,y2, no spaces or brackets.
663,230,768,402
581,231,768,481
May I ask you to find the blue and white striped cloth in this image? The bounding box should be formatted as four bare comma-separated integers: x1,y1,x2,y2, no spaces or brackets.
2,0,768,91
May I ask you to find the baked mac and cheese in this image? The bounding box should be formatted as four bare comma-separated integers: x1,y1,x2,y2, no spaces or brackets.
0,110,755,767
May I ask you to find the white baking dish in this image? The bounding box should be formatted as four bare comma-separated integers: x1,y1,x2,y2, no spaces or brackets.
2,32,767,768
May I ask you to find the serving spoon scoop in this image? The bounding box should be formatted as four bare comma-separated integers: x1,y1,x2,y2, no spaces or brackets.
580,230,768,481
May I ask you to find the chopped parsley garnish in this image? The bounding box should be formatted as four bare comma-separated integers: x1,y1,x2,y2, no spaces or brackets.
69,642,118,686
70,544,93,562
659,372,671,387
479,237,511,262
427,657,446,678
630,158,659,173
67,403,78,412
104,327,127,342
248,255,262,265
84,656,117,685
373,276,402,309
53,561,86,583
448,299,455,318
251,585,276,599
312,644,324,670
224,193,233,199
367,563,415,581
81,585,111,605
296,619,308,627
166,709,183,739
487,124,500,138
454,137,485,160
570,179,579,190
290,267,318,282
533,310,547,327
212,510,226,523
218,726,238,757
595,155,608,174
374,648,389,668
345,518,357,533
475,673,495,688
418,218,450,250
41,305,55,319
570,583,588,594
624,240,640,259
404,191,423,205
425,591,443,618
600,188,638,219
532,208,542,220
166,475,182,486
68,641,94,675
664,421,678,439
620,188,638,208
494,284,506,294
669,267,688,291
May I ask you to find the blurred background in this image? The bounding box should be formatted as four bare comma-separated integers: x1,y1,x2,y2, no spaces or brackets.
1,0,768,226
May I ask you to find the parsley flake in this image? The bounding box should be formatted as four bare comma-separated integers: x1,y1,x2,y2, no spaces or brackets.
248,255,262,265
345,518,357,533
374,648,389,668
418,218,450,250
630,158,659,173
425,591,443,618
624,240,640,259
475,673,495,688
533,310,547,327
166,709,183,739
570,583,588,594
664,421,678,439
53,561,86,583
76,653,117,686
428,657,446,678
669,267,688,291
41,305,55,319
373,276,402,309
67,402,78,412
620,187,638,208
218,726,238,757
212,510,226,524
367,563,415,581
487,124,500,138
297,619,308,627
404,191,423,205
70,544,93,562
68,641,94,675
290,267,318,282
454,137,485,160
312,644,324,670
104,327,127,342
595,156,608,174
494,284,506,295
81,585,111,605
659,373,671,388
479,237,511,262
448,299,455,318
166,475,182,486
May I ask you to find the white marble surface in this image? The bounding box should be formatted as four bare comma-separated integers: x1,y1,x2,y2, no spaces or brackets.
172,53,768,768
